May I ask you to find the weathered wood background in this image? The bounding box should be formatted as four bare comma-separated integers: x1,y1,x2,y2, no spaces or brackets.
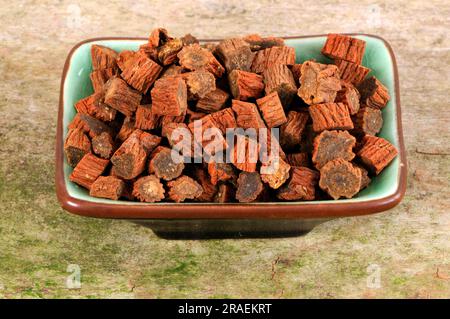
0,0,448,298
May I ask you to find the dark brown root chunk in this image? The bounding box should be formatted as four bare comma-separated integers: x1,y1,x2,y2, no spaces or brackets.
214,183,235,203
353,106,383,136
286,152,310,168
68,113,113,138
177,44,225,78
132,175,165,203
207,162,236,185
357,76,390,109
297,60,341,105
312,130,356,169
64,128,92,167
193,167,218,202
335,81,360,115
90,176,124,200
263,64,297,107
148,146,185,181
319,158,361,200
215,38,254,73
167,176,203,202
279,111,309,150
92,132,115,159
236,172,264,203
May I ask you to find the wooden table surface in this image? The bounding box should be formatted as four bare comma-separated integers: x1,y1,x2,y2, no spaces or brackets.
0,0,448,298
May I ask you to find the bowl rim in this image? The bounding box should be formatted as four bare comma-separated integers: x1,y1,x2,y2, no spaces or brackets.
55,33,407,219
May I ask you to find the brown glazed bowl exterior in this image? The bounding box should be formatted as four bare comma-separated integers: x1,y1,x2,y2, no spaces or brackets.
55,34,407,221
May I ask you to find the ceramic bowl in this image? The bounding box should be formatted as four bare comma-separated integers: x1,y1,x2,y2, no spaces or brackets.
55,34,407,236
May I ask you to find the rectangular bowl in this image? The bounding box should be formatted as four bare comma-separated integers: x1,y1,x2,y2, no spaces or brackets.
55,34,407,221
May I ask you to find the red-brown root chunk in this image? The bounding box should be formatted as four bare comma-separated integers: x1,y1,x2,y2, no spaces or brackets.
64,128,92,167
135,104,161,130
357,76,390,109
256,92,287,128
251,46,296,74
309,102,354,132
148,146,185,181
92,132,115,159
335,59,370,86
104,77,142,117
353,106,383,136
151,76,188,116
90,176,125,200
260,157,291,189
263,64,297,107
321,34,366,65
357,135,398,175
277,166,319,200
91,45,118,70
231,100,266,130
69,153,109,190
215,38,254,73
335,81,360,115
121,51,163,93
279,111,309,150
177,44,225,77
228,70,264,101
167,176,203,202
196,88,229,113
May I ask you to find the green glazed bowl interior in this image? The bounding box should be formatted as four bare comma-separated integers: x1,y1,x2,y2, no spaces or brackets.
62,35,401,206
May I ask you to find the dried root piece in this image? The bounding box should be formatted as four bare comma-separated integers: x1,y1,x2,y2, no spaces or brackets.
181,33,199,46
210,108,237,134
158,38,184,65
160,64,184,78
92,132,115,159
335,82,360,115
90,68,118,93
148,28,171,47
196,88,229,113
116,117,135,143
279,111,309,149
68,113,112,138
188,115,227,156
186,108,207,122
290,64,302,84
151,76,188,116
335,59,370,86
162,122,191,147
309,102,354,132
148,146,185,181
182,70,216,100
177,44,225,77
167,176,203,202
193,167,218,201
357,76,390,109
74,93,116,122
104,77,142,117
353,106,383,136
230,136,260,172
321,34,366,65
243,34,284,51
236,171,264,203
251,46,296,74
256,92,287,128
312,130,356,169
231,100,266,130
355,165,371,191
64,128,91,167
132,175,165,203
319,158,361,199
297,60,341,105
277,167,319,200
90,176,124,200
111,129,160,179
263,64,297,107
135,104,161,130
207,162,236,185
228,70,264,101
260,157,291,189
215,38,254,72
121,51,163,93
69,153,109,189
286,152,310,168
357,135,398,175
91,45,118,70
117,50,136,71
214,183,235,203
